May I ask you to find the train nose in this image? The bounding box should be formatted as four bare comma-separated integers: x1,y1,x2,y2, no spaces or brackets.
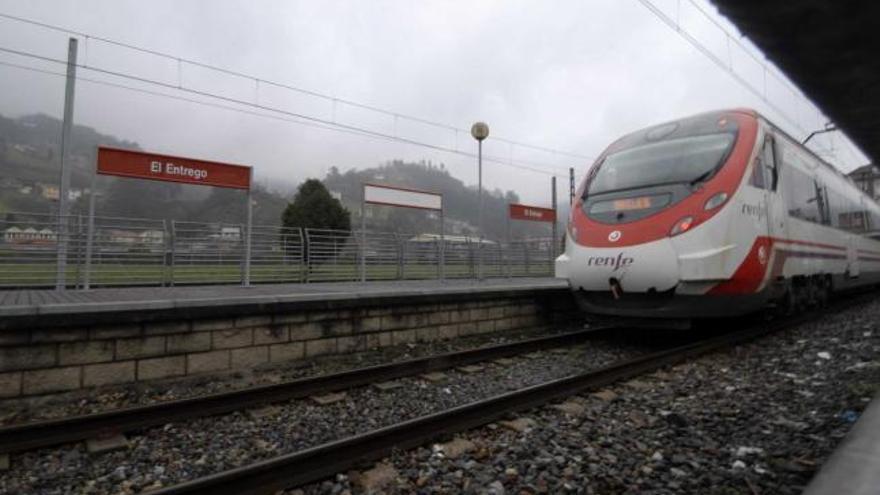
567,238,680,293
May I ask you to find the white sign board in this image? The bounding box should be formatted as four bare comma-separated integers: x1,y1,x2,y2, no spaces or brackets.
364,183,442,211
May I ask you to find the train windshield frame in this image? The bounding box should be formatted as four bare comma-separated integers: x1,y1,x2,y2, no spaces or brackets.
587,132,737,196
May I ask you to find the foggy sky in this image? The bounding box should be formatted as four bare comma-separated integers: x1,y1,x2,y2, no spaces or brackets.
0,0,869,206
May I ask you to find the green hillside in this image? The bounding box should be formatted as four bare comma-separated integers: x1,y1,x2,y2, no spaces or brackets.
1,113,554,239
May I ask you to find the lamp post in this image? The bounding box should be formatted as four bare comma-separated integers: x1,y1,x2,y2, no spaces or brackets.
470,121,489,280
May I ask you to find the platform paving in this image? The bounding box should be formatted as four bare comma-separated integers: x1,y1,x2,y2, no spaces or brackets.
0,278,567,318
803,392,880,495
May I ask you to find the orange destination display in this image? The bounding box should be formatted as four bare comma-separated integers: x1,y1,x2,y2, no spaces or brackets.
613,196,652,211
509,203,556,223
97,146,251,190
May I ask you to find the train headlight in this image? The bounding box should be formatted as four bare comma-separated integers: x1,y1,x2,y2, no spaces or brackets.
704,192,728,211
669,216,694,236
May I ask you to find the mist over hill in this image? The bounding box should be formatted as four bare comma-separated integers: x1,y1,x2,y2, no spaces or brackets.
0,113,560,239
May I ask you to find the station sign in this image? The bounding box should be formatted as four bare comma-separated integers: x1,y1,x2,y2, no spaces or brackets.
97,146,251,190
509,203,556,223
364,183,442,211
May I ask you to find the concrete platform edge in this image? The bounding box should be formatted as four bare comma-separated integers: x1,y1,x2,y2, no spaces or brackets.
803,392,880,495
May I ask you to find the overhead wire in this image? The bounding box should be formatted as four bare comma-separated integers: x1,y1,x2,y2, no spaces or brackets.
0,45,577,178
636,0,806,135
0,11,592,163
635,0,867,169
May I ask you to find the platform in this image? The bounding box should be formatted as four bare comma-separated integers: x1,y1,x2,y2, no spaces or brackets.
0,278,568,329
0,277,577,397
803,393,880,495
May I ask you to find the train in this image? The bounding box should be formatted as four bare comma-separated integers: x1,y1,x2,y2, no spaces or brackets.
555,108,880,326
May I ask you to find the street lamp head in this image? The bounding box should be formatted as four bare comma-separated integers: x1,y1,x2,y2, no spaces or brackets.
471,122,490,141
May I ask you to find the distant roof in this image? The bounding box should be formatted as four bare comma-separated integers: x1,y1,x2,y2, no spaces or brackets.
847,164,880,177
712,1,880,163
408,233,496,244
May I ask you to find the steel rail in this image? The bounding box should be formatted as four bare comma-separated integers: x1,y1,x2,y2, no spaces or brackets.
0,326,610,454
151,305,847,495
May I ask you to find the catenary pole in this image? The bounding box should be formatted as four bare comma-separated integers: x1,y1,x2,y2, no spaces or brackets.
83,172,96,289
55,37,78,290
243,168,253,287
439,204,445,282
360,187,367,283
551,176,558,263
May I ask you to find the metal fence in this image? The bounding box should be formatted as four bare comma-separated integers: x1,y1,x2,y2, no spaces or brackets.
0,212,556,289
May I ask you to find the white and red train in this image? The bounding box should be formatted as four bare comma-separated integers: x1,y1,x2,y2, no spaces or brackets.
556,109,880,324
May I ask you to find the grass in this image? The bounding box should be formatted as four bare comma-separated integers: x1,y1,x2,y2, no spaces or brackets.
0,261,552,288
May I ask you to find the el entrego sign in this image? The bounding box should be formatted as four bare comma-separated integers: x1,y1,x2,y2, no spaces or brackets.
509,203,556,223
97,146,251,190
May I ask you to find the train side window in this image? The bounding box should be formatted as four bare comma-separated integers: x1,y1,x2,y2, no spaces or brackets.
749,155,766,188
828,189,843,228
782,165,820,222
814,181,831,225
762,137,778,191
838,197,868,233
868,206,880,239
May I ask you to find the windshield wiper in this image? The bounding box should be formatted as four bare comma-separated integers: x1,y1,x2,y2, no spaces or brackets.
688,170,713,187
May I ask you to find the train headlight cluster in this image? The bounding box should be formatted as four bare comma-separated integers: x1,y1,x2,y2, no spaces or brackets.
704,192,729,211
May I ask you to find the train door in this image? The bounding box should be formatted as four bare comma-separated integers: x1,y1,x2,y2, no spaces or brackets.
847,236,860,277
760,135,785,241
847,200,864,278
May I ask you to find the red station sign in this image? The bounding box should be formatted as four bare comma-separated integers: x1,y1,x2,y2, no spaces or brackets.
97,146,251,190
509,203,556,223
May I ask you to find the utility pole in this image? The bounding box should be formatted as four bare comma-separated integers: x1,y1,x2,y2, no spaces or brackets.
551,176,558,260
56,37,78,291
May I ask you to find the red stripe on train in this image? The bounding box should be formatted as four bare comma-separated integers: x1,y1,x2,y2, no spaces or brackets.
708,237,847,295
770,238,846,251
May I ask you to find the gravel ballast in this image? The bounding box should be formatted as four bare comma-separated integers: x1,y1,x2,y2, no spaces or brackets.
310,296,880,494
4,295,879,495
0,326,582,427
0,330,643,494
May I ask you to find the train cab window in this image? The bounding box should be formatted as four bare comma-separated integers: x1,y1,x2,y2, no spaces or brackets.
749,136,777,191
749,156,766,188
581,111,741,224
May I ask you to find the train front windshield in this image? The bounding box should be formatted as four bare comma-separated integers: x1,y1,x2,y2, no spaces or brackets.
581,113,740,223
587,133,736,195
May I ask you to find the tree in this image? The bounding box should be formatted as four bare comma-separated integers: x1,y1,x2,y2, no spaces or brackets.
282,179,351,264
282,179,351,231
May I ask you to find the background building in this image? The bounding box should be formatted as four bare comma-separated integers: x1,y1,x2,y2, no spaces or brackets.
848,164,880,201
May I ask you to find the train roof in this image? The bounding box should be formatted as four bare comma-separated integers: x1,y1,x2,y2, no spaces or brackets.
596,107,878,209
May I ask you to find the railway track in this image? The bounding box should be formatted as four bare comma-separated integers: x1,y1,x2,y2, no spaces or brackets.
149,299,862,495
0,325,612,454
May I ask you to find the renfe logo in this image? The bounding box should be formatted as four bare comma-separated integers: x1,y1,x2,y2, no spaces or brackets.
150,161,209,181
586,252,634,271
